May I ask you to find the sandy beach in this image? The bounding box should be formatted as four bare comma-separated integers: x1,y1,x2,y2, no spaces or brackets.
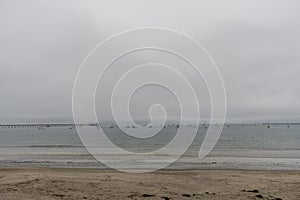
0,168,299,200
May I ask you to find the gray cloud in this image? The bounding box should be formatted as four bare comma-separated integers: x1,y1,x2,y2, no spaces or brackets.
0,0,299,123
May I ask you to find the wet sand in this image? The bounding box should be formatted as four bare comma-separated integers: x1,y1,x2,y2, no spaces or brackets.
0,168,299,200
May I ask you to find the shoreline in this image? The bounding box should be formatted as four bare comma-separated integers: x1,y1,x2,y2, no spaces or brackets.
0,168,299,199
1,166,300,172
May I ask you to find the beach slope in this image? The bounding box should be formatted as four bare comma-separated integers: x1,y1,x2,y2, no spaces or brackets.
0,169,299,200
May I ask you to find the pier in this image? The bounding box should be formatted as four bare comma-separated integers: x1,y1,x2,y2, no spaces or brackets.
0,123,95,129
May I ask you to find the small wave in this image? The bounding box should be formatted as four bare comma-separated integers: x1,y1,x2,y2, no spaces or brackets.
0,145,83,148
28,145,82,148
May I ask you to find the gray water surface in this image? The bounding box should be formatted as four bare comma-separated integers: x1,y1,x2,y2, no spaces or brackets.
0,124,299,170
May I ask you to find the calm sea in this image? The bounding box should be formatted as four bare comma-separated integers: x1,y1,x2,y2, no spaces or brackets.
0,124,299,170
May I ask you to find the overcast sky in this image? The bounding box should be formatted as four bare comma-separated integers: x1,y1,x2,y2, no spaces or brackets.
0,0,300,123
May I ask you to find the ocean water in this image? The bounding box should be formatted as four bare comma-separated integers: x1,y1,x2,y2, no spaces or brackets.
0,124,299,170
